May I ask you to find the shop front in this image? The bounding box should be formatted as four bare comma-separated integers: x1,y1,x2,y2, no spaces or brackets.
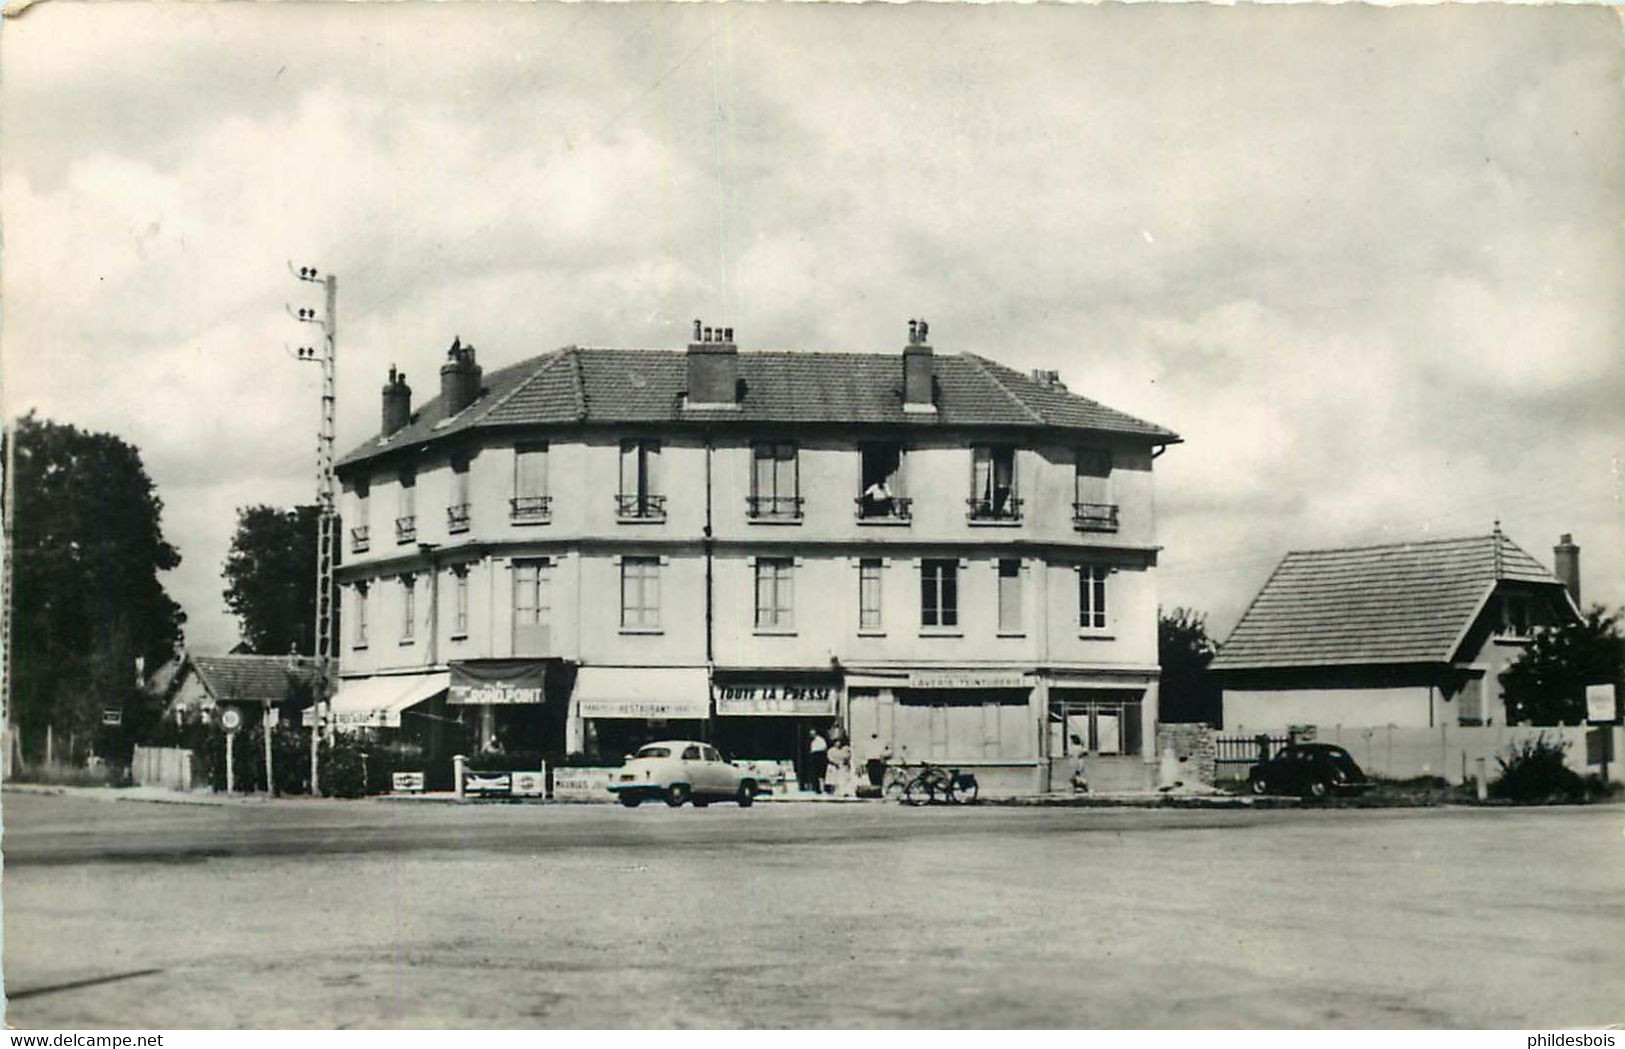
710,669,841,788
568,666,711,762
1047,685,1153,792
446,659,574,756
848,670,1042,796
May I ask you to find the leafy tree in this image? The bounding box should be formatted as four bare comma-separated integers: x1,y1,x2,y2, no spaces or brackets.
8,412,185,762
221,504,321,656
1499,606,1624,726
1159,606,1222,725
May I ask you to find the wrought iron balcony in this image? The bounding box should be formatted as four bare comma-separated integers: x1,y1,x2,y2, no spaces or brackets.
394,516,417,544
966,495,1023,522
854,495,912,522
509,495,551,524
615,493,667,521
746,495,804,520
350,525,370,553
1072,502,1120,533
446,503,471,533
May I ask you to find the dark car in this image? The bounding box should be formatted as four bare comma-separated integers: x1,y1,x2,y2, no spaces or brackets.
1248,743,1372,800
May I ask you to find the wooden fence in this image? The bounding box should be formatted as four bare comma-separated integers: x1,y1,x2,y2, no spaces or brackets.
131,745,196,791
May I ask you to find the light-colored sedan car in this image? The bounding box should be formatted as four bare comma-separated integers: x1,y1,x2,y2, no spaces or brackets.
609,740,759,808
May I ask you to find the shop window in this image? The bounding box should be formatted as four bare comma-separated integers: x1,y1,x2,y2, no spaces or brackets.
750,441,801,519
998,559,1023,633
451,565,470,638
921,559,958,629
618,439,664,520
969,446,1020,521
858,444,908,520
755,558,795,630
621,556,661,630
513,559,552,652
1049,699,1142,756
400,574,416,643
512,442,550,523
353,583,369,649
1079,565,1108,632
858,559,883,631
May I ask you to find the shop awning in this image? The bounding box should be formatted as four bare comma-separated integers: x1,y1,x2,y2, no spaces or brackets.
448,659,549,705
326,672,449,728
572,666,710,720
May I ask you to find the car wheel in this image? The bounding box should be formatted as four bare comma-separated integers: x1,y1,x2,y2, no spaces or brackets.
1305,779,1329,801
619,794,641,808
737,781,756,807
664,784,689,808
1249,774,1269,796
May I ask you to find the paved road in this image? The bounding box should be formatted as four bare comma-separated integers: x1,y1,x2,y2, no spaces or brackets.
4,792,1622,1029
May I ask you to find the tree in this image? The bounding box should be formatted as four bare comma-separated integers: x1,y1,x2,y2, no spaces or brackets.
1159,606,1222,725
1499,606,1624,726
8,412,185,762
221,504,320,656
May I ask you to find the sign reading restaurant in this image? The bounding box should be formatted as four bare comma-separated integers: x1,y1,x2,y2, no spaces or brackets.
715,682,837,717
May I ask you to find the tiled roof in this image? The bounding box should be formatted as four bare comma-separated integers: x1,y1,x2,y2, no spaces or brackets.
339,346,1178,467
1209,533,1563,670
188,655,323,707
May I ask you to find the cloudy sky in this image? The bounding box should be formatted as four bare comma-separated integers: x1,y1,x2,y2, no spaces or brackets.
4,2,1622,655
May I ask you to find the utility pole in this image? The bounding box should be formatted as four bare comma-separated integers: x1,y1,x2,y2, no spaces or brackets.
291,264,337,796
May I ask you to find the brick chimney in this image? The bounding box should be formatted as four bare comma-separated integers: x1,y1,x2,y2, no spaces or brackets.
439,336,483,417
903,318,936,413
1554,533,1581,605
684,319,740,408
381,365,412,436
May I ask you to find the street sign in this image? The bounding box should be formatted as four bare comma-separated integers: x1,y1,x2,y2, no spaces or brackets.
220,707,243,733
101,708,122,726
263,708,280,729
1586,684,1617,724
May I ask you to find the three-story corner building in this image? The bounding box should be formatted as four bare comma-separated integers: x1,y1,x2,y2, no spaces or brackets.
331,322,1180,794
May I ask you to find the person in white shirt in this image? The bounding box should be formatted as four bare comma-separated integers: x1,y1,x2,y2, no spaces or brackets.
807,729,829,793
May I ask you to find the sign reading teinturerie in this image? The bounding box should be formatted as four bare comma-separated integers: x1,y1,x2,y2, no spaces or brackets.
906,671,1029,690
448,660,548,705
715,682,838,716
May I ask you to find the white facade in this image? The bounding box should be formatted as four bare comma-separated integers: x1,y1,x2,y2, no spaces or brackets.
335,347,1176,794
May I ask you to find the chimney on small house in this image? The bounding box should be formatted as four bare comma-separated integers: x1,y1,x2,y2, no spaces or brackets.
1030,368,1066,390
1554,533,1581,605
903,317,935,412
439,336,483,417
381,365,412,436
685,318,739,407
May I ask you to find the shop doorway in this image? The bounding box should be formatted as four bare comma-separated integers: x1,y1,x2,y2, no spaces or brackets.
1048,688,1148,792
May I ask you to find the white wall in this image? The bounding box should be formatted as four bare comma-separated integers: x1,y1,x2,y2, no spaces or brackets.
1224,685,1435,733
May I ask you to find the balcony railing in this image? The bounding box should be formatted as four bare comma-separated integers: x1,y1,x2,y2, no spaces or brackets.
855,495,912,522
350,526,370,553
966,495,1023,522
1072,502,1120,533
446,503,471,533
510,495,551,524
746,495,804,520
616,493,667,521
394,516,417,544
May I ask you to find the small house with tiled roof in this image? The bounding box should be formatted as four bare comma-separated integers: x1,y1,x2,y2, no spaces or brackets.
164,653,324,725
1210,530,1582,732
328,319,1180,795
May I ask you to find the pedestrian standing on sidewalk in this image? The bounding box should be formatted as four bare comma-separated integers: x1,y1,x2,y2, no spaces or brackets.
827,737,853,796
862,733,890,790
807,728,829,794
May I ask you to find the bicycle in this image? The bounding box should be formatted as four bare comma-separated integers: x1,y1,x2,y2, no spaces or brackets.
889,761,979,805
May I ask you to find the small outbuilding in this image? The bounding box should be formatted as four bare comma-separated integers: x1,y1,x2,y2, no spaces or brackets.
1211,529,1581,733
162,653,324,725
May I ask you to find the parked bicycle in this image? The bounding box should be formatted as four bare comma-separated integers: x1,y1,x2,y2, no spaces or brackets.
885,761,979,805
